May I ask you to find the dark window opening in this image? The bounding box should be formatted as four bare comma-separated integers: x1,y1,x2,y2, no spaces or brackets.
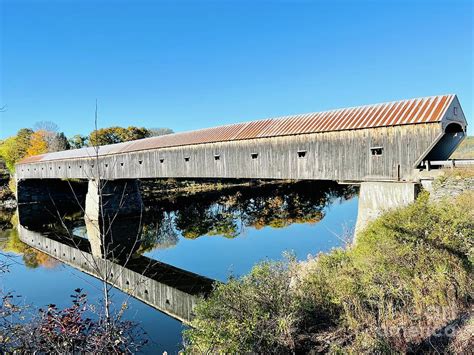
251,153,258,159
68,166,71,169
105,164,108,168
120,162,124,167
298,150,307,158
370,147,383,156
159,158,165,163
144,289,149,295
138,160,143,165
58,166,60,169
91,164,94,168
166,299,170,305
214,154,220,161
184,157,190,162
126,280,130,285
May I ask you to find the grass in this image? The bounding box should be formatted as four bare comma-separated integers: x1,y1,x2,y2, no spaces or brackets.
451,136,474,159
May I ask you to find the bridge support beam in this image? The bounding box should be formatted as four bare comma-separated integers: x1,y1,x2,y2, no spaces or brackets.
85,179,143,260
354,181,420,239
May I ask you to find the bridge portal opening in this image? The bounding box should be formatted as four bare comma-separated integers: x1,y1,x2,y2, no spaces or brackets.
420,122,465,167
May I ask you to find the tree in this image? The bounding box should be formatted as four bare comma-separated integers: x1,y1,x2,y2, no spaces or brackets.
149,127,174,136
49,132,70,152
89,126,151,146
33,121,61,151
33,121,59,133
0,128,33,172
69,134,89,149
26,130,49,157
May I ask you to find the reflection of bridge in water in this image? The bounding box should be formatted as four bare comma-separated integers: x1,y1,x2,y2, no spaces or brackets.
15,180,353,323
17,223,214,324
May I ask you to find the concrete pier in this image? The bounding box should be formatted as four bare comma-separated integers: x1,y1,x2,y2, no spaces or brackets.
354,181,420,237
85,179,143,260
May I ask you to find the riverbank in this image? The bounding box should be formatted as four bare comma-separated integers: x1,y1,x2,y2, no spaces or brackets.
184,172,473,353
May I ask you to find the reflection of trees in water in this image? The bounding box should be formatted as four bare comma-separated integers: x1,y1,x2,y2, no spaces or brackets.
5,181,356,257
0,215,59,269
174,203,239,239
142,181,356,248
138,212,179,253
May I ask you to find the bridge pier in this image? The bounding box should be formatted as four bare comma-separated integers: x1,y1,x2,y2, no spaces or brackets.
85,179,143,260
354,181,420,238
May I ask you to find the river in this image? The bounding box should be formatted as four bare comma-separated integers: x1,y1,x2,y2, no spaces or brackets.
0,180,358,353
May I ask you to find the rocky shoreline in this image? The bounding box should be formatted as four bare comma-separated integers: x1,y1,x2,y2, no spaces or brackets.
429,169,474,201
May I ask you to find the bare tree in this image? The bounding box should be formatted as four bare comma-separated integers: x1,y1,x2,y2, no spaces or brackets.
1,102,149,352
33,121,59,133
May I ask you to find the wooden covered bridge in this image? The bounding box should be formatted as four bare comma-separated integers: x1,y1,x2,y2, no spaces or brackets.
15,94,468,234
16,94,467,182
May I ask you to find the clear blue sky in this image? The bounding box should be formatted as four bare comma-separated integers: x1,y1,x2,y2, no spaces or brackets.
0,0,472,139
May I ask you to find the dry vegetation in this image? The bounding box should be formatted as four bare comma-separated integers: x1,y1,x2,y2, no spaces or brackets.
451,136,474,159
185,190,473,353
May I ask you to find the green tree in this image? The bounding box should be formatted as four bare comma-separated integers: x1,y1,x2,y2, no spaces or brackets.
0,128,33,172
89,126,151,146
69,134,89,149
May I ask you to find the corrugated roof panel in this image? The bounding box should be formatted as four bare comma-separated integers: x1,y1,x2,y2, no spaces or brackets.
429,95,446,122
370,102,391,127
340,106,362,130
18,94,455,164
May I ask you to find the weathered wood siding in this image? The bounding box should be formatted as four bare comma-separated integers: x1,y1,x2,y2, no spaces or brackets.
18,226,213,323
16,123,442,182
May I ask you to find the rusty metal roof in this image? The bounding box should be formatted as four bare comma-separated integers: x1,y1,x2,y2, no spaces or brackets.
19,94,455,164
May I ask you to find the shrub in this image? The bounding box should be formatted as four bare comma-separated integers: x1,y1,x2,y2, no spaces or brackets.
184,258,301,353
185,191,473,353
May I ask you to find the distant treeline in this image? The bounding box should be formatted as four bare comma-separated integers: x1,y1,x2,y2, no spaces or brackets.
0,122,173,173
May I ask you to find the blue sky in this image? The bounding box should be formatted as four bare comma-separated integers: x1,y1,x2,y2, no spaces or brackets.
0,0,472,139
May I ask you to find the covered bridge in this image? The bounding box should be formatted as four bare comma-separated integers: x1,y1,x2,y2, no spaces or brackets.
16,94,467,183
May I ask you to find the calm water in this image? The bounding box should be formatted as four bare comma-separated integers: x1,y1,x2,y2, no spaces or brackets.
0,180,358,353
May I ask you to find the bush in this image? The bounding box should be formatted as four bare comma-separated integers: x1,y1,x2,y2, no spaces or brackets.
184,258,301,353
185,191,473,353
0,289,147,353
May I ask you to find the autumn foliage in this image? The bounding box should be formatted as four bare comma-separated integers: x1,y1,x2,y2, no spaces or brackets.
26,130,49,157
